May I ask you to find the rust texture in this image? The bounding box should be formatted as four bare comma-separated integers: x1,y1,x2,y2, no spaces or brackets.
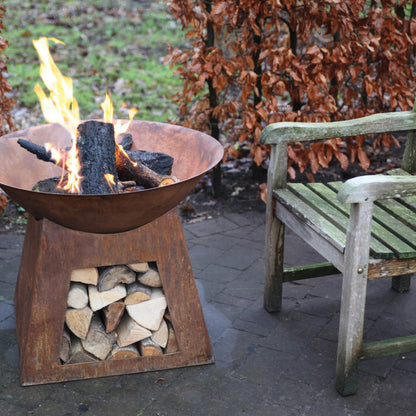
0,121,223,233
15,210,214,386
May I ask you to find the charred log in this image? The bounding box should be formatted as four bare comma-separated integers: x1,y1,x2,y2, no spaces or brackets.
115,145,177,188
117,133,133,151
126,150,174,175
77,121,119,194
17,139,66,167
32,176,68,194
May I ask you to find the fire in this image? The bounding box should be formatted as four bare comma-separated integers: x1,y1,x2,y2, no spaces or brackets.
104,173,117,192
33,37,139,194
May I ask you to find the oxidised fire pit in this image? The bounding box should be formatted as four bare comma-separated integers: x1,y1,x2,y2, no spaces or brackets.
0,120,223,233
0,121,223,385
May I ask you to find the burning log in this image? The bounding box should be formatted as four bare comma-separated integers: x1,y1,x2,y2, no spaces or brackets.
117,133,133,151
115,144,177,188
32,176,68,194
18,120,178,193
125,150,174,176
17,138,66,167
77,120,119,194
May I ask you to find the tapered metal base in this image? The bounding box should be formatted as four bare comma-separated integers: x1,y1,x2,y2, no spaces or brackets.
15,210,214,386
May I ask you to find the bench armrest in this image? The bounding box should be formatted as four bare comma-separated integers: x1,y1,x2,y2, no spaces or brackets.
337,175,416,204
259,111,416,145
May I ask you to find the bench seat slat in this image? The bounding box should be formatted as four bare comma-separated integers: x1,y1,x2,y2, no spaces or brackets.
325,182,416,254
287,183,405,258
274,182,416,260
273,188,346,253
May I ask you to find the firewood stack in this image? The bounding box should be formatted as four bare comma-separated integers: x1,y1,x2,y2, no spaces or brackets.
60,262,179,364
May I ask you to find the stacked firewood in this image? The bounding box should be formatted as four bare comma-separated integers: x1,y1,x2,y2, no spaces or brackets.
60,262,178,363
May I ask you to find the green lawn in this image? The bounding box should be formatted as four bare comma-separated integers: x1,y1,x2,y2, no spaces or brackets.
3,0,186,123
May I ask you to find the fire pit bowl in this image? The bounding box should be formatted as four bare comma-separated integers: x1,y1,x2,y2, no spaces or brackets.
0,120,223,233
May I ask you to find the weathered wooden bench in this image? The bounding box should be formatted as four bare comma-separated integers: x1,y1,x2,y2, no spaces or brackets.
259,109,416,396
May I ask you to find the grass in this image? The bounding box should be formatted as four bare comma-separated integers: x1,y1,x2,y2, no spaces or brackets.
3,0,187,124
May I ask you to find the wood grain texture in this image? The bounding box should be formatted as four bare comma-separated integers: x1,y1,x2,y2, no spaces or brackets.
259,110,416,145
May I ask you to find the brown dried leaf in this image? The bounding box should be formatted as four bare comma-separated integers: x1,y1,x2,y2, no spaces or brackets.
357,147,370,171
253,146,263,167
0,194,7,214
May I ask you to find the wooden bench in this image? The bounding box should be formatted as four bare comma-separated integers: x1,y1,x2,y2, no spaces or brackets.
259,109,416,396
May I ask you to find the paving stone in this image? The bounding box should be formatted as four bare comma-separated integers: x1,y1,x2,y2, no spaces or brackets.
183,216,238,237
213,327,265,367
0,207,415,414
187,243,225,270
214,242,263,271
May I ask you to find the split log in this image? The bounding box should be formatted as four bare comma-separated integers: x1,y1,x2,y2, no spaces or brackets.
102,300,125,333
124,282,151,305
115,144,177,188
67,282,89,309
88,284,126,312
151,319,168,348
67,337,99,364
165,322,179,354
65,306,93,340
97,265,136,292
127,262,149,273
59,327,72,363
71,267,99,285
81,315,112,360
116,315,152,347
137,265,162,288
109,343,141,360
139,337,163,356
126,288,167,331
76,120,119,194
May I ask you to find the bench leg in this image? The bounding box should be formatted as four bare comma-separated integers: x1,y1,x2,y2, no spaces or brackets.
264,214,285,312
391,274,412,293
336,202,373,396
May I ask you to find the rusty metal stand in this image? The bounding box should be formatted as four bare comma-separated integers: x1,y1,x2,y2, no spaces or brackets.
14,209,214,386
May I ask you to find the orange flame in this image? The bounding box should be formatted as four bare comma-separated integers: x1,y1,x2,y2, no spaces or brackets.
33,37,139,194
33,37,82,193
104,173,117,193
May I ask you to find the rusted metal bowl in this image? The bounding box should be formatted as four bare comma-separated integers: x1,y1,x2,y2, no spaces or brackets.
0,121,223,233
